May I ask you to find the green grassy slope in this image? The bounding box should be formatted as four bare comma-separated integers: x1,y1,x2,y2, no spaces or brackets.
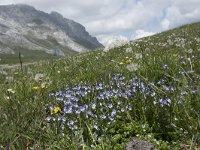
0,34,78,65
0,22,200,149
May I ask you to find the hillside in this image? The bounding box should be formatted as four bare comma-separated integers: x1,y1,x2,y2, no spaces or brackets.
0,22,200,149
131,22,200,51
0,4,103,64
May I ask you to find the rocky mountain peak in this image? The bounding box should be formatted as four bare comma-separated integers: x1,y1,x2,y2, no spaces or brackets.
0,4,103,57
50,11,64,19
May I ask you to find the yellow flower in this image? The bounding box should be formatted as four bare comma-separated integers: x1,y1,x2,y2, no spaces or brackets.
51,106,61,114
119,62,124,65
41,85,48,89
126,59,132,63
33,86,40,90
33,85,48,90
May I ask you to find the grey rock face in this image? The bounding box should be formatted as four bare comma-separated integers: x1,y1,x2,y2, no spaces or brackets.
126,138,154,150
0,4,103,55
46,49,65,56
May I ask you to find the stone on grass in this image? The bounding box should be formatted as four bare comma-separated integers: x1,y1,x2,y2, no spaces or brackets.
126,137,154,150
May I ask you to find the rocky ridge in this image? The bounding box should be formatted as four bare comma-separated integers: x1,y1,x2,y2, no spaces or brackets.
0,4,103,56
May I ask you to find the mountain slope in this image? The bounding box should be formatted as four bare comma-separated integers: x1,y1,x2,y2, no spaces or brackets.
0,4,103,62
130,22,200,51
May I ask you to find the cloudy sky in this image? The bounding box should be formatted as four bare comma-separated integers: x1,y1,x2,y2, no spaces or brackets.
0,0,200,45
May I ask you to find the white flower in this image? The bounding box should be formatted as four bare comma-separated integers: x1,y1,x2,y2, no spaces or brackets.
145,48,150,51
135,53,142,59
6,76,14,82
188,49,193,54
7,89,15,94
27,67,33,75
0,71,8,76
34,73,45,82
125,47,132,53
127,63,140,72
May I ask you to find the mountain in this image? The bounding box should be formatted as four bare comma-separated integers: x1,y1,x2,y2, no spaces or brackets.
0,4,103,60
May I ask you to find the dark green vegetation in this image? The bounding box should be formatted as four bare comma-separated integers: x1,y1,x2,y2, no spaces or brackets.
0,51,56,64
0,22,200,149
0,42,78,65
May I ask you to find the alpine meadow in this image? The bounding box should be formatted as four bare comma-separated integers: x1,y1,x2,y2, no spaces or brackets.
0,21,200,149
0,1,200,150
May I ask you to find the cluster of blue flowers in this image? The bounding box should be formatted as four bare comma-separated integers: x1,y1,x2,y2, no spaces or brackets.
47,72,199,133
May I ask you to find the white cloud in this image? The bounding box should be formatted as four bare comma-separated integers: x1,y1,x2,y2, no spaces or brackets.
131,30,156,40
160,0,200,30
97,34,128,46
85,0,166,35
161,19,170,30
97,34,128,51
